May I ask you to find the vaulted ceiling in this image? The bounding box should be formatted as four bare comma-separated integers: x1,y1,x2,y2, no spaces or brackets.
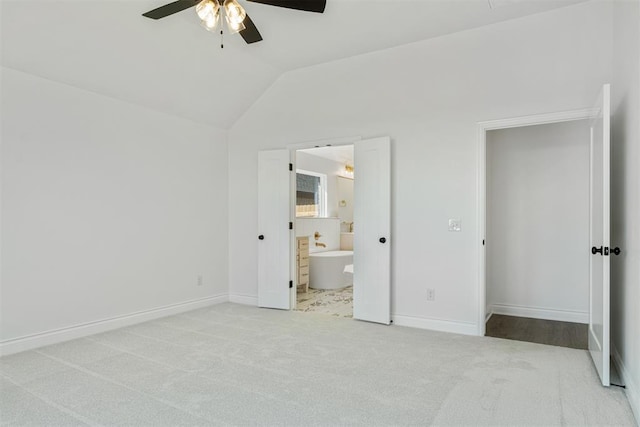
1,0,588,129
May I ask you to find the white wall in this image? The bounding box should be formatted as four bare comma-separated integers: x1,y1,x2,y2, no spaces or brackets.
295,218,340,253
228,1,612,332
296,151,344,218
0,68,229,351
611,0,640,420
486,121,590,323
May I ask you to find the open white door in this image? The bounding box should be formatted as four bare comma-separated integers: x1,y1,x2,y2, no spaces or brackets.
258,149,291,310
353,137,391,324
589,84,611,386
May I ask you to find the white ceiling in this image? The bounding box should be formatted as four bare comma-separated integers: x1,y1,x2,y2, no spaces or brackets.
1,0,587,129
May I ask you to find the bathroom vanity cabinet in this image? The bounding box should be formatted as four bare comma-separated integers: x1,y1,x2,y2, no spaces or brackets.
297,236,309,293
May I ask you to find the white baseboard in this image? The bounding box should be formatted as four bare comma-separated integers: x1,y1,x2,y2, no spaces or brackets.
490,303,588,324
392,314,477,336
0,294,229,357
229,294,258,306
612,344,640,425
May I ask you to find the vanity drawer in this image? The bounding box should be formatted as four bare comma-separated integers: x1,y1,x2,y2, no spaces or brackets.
296,236,310,289
298,270,309,284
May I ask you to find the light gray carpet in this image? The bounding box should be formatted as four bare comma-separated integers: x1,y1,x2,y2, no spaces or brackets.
1,303,636,426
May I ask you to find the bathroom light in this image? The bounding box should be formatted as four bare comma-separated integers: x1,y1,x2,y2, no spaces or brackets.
344,164,354,177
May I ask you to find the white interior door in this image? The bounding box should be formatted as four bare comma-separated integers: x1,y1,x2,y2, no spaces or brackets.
589,84,611,387
258,149,291,309
353,137,391,324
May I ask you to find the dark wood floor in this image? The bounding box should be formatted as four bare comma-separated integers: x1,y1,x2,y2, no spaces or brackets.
486,314,588,350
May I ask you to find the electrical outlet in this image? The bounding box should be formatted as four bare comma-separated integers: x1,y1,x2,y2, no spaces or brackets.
426,288,435,301
197,275,203,287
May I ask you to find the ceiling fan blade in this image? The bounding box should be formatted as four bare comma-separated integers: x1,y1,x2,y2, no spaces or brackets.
142,0,200,19
240,15,263,44
246,0,326,13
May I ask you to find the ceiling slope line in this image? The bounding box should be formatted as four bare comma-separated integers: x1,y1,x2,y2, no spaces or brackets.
1,65,231,132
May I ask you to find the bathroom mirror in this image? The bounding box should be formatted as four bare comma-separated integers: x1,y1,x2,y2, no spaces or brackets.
337,176,354,227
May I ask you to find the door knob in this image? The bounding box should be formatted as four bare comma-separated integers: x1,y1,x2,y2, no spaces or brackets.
379,237,387,244
591,246,603,255
258,235,264,240
611,247,621,255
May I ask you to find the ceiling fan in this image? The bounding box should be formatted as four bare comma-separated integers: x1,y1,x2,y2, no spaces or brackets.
142,0,327,45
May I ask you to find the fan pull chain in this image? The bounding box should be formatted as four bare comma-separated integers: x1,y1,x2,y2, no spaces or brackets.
220,29,224,49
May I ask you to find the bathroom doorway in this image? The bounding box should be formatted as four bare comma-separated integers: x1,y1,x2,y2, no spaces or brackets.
256,136,391,324
293,145,355,318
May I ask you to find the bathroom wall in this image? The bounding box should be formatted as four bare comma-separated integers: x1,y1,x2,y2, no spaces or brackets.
337,177,354,229
296,151,344,218
295,218,340,253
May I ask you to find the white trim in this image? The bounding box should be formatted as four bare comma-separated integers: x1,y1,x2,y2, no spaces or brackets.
286,135,362,150
477,108,596,337
477,121,487,336
0,294,228,356
490,303,589,324
612,344,640,424
478,108,597,131
485,311,493,323
290,149,297,310
229,294,258,306
392,314,477,336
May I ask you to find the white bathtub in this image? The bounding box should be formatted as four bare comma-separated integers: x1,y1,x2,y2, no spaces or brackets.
309,250,354,290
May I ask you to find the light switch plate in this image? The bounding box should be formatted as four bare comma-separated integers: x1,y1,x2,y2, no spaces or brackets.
448,218,461,232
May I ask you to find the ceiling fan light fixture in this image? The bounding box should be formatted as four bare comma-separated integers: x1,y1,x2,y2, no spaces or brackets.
225,14,246,34
223,0,246,25
201,13,220,31
196,0,220,32
143,0,327,46
196,0,218,20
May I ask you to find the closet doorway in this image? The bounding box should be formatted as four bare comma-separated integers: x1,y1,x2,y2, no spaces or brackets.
477,85,613,386
484,119,591,350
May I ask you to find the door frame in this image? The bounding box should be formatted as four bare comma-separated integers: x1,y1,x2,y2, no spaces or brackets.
286,136,363,308
476,108,597,336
